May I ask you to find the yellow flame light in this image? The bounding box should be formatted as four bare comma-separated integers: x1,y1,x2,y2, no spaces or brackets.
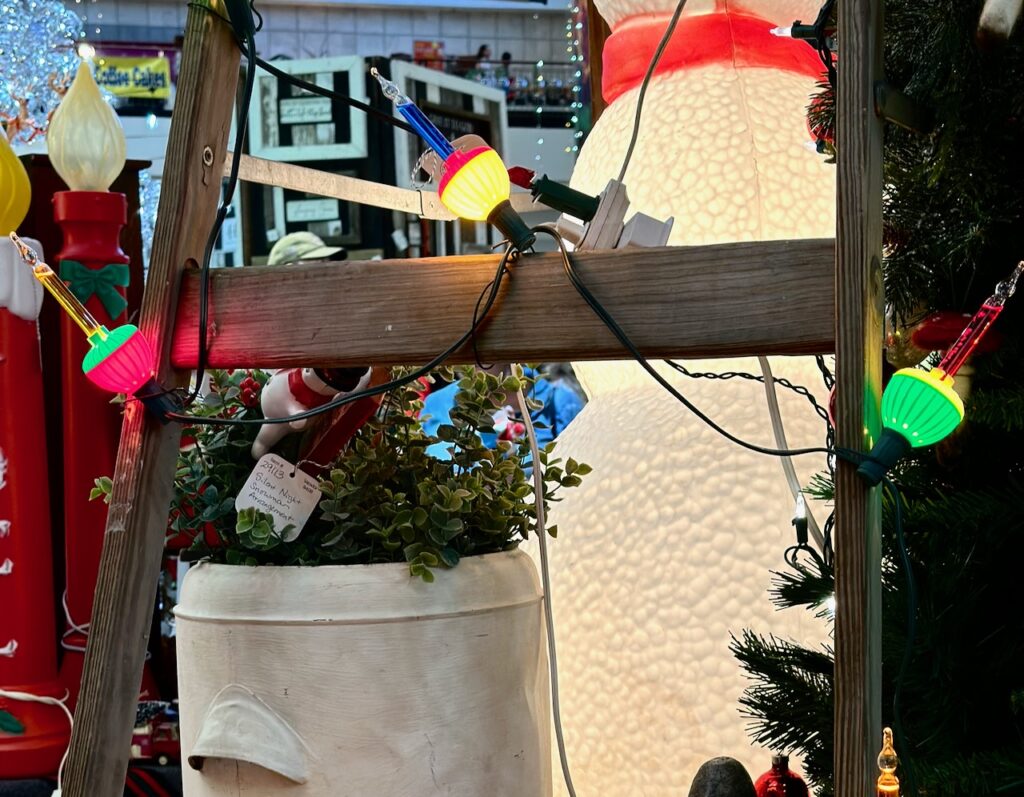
47,61,126,191
0,135,30,235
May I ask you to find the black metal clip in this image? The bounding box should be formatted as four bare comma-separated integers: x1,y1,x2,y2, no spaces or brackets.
874,81,935,134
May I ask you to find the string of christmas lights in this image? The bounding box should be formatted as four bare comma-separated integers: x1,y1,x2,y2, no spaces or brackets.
565,2,584,155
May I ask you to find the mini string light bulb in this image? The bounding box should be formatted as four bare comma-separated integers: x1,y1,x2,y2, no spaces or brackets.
10,233,173,417
858,261,1024,485
876,727,899,796
371,68,535,252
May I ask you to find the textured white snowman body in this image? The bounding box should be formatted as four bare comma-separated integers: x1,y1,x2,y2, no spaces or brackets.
540,0,836,792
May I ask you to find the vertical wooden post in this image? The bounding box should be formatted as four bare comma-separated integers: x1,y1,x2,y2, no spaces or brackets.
60,4,240,794
585,0,611,123
834,0,885,793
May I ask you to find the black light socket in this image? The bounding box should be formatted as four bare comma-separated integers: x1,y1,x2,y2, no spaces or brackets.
530,175,600,223
136,378,180,424
856,427,912,486
488,200,536,252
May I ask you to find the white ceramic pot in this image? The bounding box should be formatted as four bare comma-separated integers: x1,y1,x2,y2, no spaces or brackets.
175,550,551,796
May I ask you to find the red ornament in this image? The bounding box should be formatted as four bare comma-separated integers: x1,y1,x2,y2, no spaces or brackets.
754,755,810,797
911,310,1003,356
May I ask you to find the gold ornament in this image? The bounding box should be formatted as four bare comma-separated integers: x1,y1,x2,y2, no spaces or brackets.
886,307,930,369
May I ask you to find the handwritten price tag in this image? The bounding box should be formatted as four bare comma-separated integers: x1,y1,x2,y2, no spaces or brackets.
235,454,320,542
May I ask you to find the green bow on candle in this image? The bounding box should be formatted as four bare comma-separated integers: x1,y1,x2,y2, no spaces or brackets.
59,260,130,319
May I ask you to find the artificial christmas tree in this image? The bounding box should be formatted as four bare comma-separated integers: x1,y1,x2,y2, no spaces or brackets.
732,1,1024,795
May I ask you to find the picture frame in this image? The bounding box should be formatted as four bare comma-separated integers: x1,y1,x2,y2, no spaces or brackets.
249,55,368,162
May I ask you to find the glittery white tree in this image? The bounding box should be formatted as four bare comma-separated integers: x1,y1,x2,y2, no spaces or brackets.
0,0,83,142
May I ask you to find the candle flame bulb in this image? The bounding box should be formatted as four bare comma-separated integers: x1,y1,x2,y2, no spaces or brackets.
47,61,127,192
371,66,454,159
369,67,408,105
991,260,1024,305
9,232,107,341
876,727,899,796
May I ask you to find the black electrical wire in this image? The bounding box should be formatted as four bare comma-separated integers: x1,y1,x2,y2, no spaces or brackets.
544,225,922,762
663,359,831,424
179,0,426,407
182,27,257,407
189,3,414,133
187,3,415,135
250,52,416,136
164,244,515,427
784,540,828,574
616,0,688,183
538,225,830,459
249,0,264,33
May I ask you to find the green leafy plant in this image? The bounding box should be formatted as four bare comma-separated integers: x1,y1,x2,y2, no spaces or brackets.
93,366,588,581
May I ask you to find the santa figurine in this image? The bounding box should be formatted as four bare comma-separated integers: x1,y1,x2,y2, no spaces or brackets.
252,367,371,459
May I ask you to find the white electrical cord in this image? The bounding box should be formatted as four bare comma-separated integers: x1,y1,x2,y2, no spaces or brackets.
0,688,73,795
516,382,578,797
757,356,825,550
60,591,89,653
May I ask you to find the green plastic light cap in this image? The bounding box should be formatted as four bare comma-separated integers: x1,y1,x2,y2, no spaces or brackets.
83,324,137,374
882,368,965,448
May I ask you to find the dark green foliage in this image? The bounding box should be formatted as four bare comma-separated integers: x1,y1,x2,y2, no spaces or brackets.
736,3,1024,794
307,366,587,580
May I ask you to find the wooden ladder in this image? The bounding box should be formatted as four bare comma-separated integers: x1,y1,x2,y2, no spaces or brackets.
59,1,884,794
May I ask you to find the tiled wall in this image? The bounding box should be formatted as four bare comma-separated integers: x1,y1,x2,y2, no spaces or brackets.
80,2,570,65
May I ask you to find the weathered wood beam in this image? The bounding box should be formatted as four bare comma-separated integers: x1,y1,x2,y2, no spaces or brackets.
585,0,612,123
61,4,240,795
834,0,885,793
170,238,836,368
228,152,549,220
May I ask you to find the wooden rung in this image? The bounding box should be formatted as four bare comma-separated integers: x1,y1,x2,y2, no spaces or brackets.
171,237,836,368
228,152,549,220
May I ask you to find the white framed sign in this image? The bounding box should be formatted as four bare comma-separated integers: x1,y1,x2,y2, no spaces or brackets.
285,198,340,223
271,178,361,246
249,55,368,162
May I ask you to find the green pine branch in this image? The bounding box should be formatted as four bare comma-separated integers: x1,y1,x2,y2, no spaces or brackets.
910,749,1024,797
730,632,835,796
